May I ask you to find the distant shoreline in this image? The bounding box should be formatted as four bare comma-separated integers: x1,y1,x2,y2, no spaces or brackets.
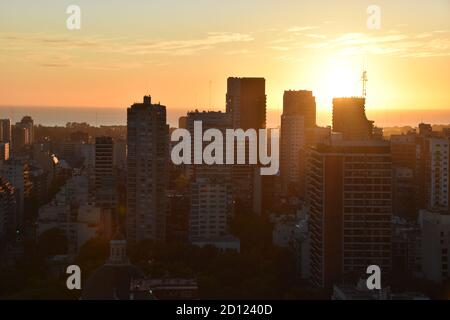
1,105,449,128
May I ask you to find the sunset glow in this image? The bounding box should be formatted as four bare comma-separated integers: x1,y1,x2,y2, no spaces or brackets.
0,0,449,118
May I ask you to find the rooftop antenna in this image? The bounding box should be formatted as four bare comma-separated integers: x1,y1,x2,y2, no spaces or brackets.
361,70,368,98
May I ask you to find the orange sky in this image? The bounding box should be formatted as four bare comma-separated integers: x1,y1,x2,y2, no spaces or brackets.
0,0,449,117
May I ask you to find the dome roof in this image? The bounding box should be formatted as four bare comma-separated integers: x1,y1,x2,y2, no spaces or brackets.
81,264,153,300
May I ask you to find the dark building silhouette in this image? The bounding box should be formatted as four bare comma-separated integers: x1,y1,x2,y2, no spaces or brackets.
178,116,187,129
226,77,266,212
16,116,34,145
391,132,420,219
280,90,317,195
81,232,153,300
127,95,169,243
332,97,374,140
0,119,11,143
283,90,316,128
95,136,116,238
307,141,392,288
0,176,18,240
166,193,189,243
95,136,114,191
226,77,266,130
12,125,28,154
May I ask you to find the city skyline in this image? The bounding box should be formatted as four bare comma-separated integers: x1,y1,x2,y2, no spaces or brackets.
1,0,450,304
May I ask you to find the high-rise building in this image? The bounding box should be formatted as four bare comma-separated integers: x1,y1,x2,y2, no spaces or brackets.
226,77,266,130
423,137,449,211
307,141,392,288
95,136,114,191
189,174,233,241
95,136,116,238
283,90,316,129
0,142,10,162
127,95,169,243
178,116,188,130
391,132,420,219
113,139,127,170
0,176,17,240
332,97,374,140
226,77,266,211
12,125,29,153
16,116,34,145
0,119,11,143
280,90,317,195
0,160,32,234
185,111,235,242
419,210,450,284
280,114,304,192
186,110,232,169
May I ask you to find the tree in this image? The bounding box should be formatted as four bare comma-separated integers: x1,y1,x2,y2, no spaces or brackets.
37,228,68,257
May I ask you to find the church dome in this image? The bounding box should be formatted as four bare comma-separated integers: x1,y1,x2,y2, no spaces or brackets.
81,234,154,300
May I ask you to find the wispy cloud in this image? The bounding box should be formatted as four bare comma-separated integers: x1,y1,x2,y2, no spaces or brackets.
302,30,450,58
271,27,450,59
0,31,255,68
287,26,319,33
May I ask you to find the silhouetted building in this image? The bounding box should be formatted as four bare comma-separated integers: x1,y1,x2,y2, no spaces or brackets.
283,90,316,128
81,232,153,300
307,141,392,288
12,125,28,153
226,78,266,211
95,137,114,191
423,137,450,212
95,136,116,238
332,97,374,140
186,110,232,169
0,177,18,240
0,119,11,143
166,193,189,243
0,142,10,162
280,90,317,195
390,131,425,217
0,160,32,234
178,116,187,129
419,210,450,284
16,116,34,145
226,77,266,130
127,95,169,243
113,139,127,170
189,174,233,243
130,278,198,300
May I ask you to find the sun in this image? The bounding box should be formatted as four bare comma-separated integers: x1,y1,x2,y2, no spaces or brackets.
314,57,362,109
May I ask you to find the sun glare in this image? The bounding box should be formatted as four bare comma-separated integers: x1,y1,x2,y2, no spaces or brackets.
314,58,362,109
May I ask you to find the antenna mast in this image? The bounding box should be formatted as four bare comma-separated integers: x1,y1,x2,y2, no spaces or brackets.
361,70,368,98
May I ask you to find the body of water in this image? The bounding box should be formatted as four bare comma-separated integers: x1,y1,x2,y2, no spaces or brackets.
1,106,449,128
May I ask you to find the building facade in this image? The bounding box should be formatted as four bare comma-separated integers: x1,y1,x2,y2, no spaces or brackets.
307,141,392,288
127,96,169,243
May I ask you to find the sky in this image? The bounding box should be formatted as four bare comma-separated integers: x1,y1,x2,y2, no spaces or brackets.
0,0,449,124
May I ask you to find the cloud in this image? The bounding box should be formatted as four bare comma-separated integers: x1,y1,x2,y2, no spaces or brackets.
301,30,450,58
287,26,318,33
0,31,255,68
117,32,254,56
225,49,250,55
